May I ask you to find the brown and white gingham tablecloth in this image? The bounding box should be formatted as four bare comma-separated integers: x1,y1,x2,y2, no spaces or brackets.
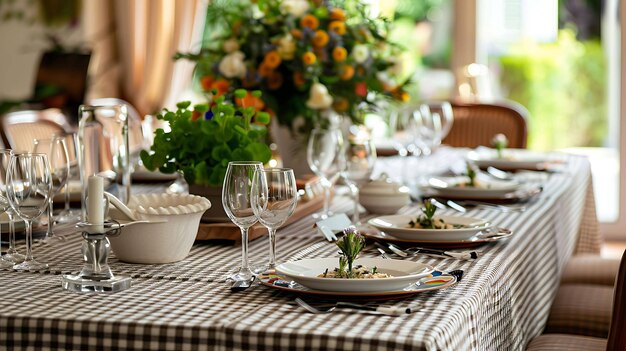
0,150,599,351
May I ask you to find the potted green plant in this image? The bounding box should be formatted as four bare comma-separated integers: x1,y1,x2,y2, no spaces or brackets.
140,89,271,221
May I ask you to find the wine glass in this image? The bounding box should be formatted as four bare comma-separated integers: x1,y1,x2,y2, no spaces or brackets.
6,153,53,271
0,149,25,265
56,132,81,223
251,168,298,271
307,128,344,219
33,136,70,241
222,161,263,281
0,150,15,268
342,129,377,225
417,102,454,155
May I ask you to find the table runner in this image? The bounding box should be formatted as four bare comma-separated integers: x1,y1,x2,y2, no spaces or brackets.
0,151,598,350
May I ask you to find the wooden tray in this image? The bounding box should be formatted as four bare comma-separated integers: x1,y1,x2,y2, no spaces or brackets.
195,194,324,243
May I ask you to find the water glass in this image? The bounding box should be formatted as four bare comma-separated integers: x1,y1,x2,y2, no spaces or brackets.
251,168,298,271
56,132,81,223
342,130,377,224
222,161,263,281
0,150,15,268
6,153,52,271
307,128,344,219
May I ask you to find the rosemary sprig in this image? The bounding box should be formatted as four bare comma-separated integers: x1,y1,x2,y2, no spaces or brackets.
466,162,477,187
335,227,365,278
409,199,438,229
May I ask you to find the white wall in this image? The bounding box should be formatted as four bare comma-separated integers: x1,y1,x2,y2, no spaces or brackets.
0,2,85,101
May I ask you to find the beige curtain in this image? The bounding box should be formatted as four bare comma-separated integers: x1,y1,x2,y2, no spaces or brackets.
84,0,206,116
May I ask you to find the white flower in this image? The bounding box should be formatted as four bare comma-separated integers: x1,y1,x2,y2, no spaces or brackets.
277,36,296,60
352,44,369,64
492,133,508,147
222,38,240,53
218,51,246,78
306,83,333,110
280,0,309,17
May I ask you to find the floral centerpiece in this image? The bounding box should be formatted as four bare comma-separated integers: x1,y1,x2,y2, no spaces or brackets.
175,0,409,132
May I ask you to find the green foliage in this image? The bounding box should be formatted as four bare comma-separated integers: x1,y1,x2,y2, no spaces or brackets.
409,199,438,229
499,29,607,150
335,228,365,277
140,94,272,187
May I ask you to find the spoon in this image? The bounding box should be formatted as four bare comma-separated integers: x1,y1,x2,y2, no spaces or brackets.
104,192,138,220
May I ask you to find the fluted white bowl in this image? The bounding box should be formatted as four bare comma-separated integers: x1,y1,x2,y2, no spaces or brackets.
108,193,211,264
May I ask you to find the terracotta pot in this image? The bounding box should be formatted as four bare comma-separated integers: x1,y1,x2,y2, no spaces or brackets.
188,184,229,223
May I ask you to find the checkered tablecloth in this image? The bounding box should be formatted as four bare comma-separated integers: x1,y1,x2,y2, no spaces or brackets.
0,151,598,351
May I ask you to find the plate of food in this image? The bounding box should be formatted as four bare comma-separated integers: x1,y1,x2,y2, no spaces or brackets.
368,214,491,241
360,226,513,249
467,149,560,171
259,272,456,299
425,176,522,199
276,257,433,293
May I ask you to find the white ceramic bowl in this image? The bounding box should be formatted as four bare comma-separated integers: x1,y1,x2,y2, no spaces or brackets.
108,193,211,264
359,174,410,214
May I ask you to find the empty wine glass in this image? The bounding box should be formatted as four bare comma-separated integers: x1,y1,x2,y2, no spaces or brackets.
56,132,81,223
33,136,70,241
0,149,24,265
251,168,298,271
342,128,377,225
307,128,344,219
222,161,263,281
6,153,52,271
0,150,14,268
417,102,454,154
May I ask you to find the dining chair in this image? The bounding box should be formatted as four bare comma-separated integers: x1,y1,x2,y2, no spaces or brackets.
442,100,529,148
561,254,619,286
526,249,626,351
1,108,73,151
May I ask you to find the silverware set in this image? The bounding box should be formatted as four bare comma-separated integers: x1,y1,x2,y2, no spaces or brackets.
295,298,411,316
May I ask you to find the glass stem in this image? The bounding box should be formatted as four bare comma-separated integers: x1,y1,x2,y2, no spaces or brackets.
47,197,54,237
7,211,17,254
268,227,277,270
24,220,33,262
351,184,360,225
240,227,250,271
322,180,331,216
64,182,70,212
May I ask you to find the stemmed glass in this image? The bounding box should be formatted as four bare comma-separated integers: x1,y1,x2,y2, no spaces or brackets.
222,161,263,281
0,150,14,268
342,129,377,225
33,136,70,241
307,128,344,219
251,168,298,272
0,149,24,264
6,153,53,271
417,102,454,155
56,132,81,223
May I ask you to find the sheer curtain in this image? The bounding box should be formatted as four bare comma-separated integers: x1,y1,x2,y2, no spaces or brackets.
84,0,206,116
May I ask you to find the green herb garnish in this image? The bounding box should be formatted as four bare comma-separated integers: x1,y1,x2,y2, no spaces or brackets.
335,227,365,278
492,133,508,158
466,162,477,187
409,199,438,229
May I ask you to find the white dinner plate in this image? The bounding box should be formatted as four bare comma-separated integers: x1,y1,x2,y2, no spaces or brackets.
275,258,433,293
360,226,513,248
425,176,522,199
368,214,491,241
467,149,557,171
259,272,456,299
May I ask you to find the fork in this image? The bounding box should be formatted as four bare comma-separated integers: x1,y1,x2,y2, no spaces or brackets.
295,298,411,316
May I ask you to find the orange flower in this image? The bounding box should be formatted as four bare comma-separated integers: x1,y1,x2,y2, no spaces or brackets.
329,8,345,21
258,62,273,77
332,97,349,112
339,65,354,80
300,15,319,30
332,47,347,62
290,29,302,39
302,52,317,65
235,91,265,110
400,91,410,102
355,82,368,97
328,21,346,35
211,79,230,97
200,75,213,92
192,110,202,121
267,71,284,90
264,50,282,69
312,30,329,47
293,71,306,88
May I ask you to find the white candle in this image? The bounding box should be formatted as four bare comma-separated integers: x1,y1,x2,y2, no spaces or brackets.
87,176,104,233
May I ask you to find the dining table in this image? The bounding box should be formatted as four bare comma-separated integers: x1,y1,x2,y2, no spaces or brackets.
0,147,601,351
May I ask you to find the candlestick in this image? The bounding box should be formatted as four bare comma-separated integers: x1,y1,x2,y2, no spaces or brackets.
87,176,104,233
